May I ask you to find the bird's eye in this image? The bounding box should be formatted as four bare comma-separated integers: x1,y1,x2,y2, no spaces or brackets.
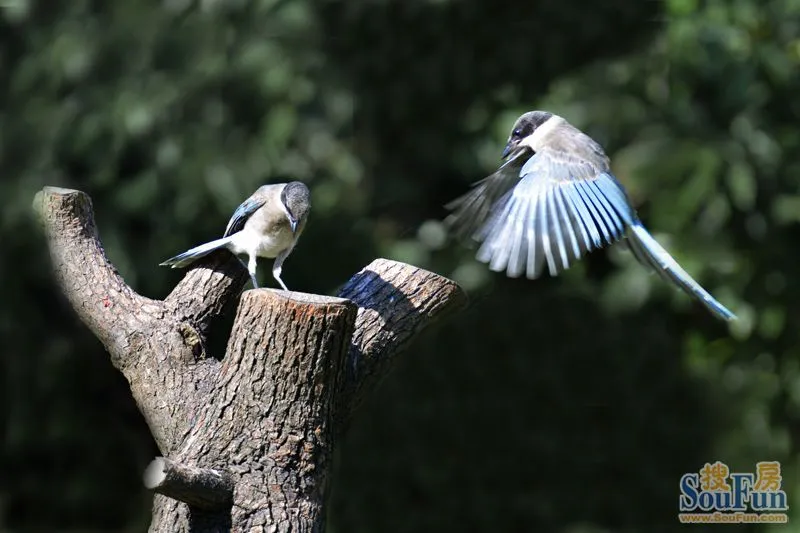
512,129,522,137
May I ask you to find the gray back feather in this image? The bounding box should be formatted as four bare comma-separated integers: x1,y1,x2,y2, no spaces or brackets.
223,185,285,237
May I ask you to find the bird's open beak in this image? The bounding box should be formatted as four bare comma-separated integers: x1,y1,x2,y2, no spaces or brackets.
290,218,298,234
501,142,513,160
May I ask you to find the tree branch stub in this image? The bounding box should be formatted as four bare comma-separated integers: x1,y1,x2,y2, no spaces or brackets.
144,457,234,512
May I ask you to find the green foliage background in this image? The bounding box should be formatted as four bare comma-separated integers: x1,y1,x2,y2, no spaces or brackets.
2,0,799,530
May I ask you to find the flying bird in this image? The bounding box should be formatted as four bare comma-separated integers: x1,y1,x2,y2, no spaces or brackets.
160,182,310,291
445,111,736,321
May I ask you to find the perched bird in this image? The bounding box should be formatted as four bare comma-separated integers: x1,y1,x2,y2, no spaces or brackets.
445,111,736,321
160,182,311,290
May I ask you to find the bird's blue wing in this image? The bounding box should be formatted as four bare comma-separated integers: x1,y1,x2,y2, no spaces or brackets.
223,196,267,237
474,147,636,279
445,150,528,241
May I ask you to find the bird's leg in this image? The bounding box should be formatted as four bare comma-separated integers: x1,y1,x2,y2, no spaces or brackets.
272,250,290,291
247,254,259,289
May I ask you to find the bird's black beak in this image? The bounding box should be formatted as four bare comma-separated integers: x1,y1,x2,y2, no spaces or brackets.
501,142,513,160
290,217,298,234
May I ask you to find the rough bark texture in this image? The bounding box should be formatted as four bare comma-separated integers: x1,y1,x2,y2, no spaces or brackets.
34,186,467,532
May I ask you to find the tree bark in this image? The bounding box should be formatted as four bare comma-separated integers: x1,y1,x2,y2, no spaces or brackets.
34,186,467,532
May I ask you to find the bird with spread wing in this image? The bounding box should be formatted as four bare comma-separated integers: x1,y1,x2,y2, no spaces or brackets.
445,111,736,322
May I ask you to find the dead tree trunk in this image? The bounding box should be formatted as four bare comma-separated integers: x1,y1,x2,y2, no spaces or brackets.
33,186,467,532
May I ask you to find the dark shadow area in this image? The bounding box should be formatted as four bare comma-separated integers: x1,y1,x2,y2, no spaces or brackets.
336,267,422,400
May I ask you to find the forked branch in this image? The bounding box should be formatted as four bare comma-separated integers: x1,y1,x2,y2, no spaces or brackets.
35,186,467,532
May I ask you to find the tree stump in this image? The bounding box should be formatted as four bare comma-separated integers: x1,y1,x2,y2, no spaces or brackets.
33,186,467,532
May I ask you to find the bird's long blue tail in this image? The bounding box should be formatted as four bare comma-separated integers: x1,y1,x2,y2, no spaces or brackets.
159,236,234,268
625,222,736,322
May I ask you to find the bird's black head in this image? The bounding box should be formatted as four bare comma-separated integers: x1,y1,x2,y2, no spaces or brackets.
280,181,311,233
502,110,553,159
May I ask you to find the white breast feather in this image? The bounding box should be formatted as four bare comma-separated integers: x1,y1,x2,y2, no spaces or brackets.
519,115,566,151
